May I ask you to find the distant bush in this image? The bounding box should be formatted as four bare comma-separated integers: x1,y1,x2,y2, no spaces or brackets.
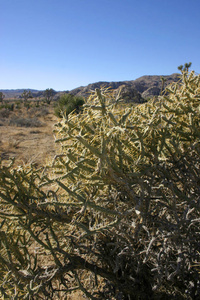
54,93,85,118
15,100,22,109
36,107,50,117
28,107,50,118
0,103,14,111
0,108,11,118
35,100,40,108
0,68,199,299
9,116,44,127
24,102,31,110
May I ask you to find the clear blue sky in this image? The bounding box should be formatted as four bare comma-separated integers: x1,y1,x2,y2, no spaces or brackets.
1,0,200,91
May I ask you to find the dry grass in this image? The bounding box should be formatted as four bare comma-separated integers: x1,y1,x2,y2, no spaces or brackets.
0,102,59,166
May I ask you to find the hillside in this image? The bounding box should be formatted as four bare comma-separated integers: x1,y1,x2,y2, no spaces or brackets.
69,73,180,100
1,73,180,101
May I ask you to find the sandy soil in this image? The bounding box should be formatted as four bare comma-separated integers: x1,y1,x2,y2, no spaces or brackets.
0,104,58,166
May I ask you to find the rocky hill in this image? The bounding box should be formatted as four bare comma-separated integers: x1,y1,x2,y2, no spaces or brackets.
69,73,179,99
63,73,180,103
1,73,180,102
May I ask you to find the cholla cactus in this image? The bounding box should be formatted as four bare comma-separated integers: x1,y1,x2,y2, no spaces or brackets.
0,68,199,299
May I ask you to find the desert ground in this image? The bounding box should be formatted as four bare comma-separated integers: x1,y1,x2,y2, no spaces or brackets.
0,101,59,166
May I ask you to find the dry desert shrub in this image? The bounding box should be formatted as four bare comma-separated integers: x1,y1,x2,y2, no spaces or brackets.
9,116,45,127
0,69,199,299
0,108,11,119
28,106,50,118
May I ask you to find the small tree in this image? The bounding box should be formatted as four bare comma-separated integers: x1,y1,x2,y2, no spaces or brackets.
21,90,32,103
0,92,5,103
44,88,56,104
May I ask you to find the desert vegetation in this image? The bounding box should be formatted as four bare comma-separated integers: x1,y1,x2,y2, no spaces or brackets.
44,89,56,105
0,99,57,166
0,92,5,103
54,93,85,118
0,67,199,299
